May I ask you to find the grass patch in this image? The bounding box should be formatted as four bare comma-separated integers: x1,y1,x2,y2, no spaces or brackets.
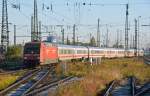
0,70,26,90
0,75,18,90
56,57,150,96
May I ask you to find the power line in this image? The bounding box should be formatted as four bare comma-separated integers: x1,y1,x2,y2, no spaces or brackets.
7,0,31,20
82,2,150,6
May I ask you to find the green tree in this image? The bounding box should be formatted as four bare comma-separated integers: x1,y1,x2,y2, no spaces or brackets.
6,45,22,60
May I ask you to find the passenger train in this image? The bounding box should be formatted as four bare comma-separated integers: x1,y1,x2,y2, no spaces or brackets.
23,42,144,67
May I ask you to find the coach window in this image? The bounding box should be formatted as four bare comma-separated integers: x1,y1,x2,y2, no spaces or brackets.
67,50,69,54
66,50,69,54
78,50,81,54
91,50,93,54
81,50,83,54
79,50,81,54
92,50,94,54
80,50,82,54
59,49,62,54
82,50,84,54
69,50,71,54
120,51,121,54
90,50,92,54
93,50,95,54
62,49,65,54
60,49,62,54
100,51,104,54
80,50,81,54
97,51,100,54
63,50,66,54
84,50,86,54
71,50,73,54
95,51,97,54
96,51,98,54
97,51,99,54
107,51,109,54
78,50,80,54
60,49,63,54
86,50,88,54
62,49,64,54
111,51,115,54
59,50,61,54
66,50,68,54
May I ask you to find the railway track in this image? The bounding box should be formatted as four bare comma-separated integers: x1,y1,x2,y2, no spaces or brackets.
103,77,150,96
135,82,150,96
25,76,79,96
0,68,49,96
111,77,135,96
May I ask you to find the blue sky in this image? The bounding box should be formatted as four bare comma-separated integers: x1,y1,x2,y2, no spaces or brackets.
0,0,150,48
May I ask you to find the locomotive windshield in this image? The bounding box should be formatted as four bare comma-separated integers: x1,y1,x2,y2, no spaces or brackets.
24,43,40,54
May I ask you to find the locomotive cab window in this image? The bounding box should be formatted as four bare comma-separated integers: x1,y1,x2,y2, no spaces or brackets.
24,43,40,54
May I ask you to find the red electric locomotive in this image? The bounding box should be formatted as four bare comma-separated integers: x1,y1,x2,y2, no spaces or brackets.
23,42,89,67
23,42,58,67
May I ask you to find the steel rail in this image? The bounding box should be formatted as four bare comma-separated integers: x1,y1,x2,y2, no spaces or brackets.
25,76,74,96
0,69,39,95
135,82,150,96
22,69,49,95
103,80,116,96
131,77,136,96
4,69,48,96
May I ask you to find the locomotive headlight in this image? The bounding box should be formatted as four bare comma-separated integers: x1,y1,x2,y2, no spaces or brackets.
24,57,27,59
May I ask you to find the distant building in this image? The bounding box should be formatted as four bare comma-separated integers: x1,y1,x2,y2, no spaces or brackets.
47,36,57,43
46,36,62,44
